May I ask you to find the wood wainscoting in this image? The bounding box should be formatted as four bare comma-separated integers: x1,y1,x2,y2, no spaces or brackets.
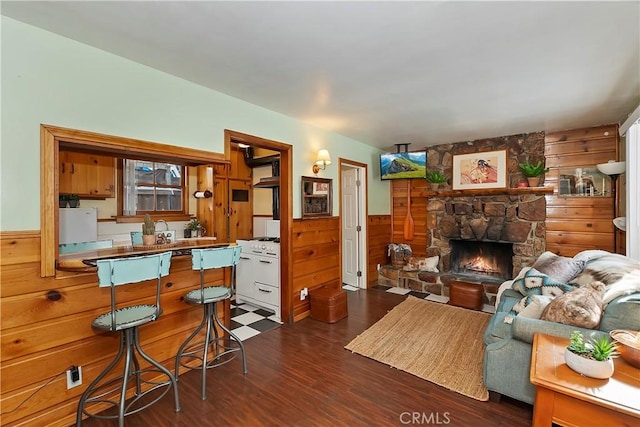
291,215,391,322
291,217,341,321
368,215,392,286
2,215,392,424
0,231,226,426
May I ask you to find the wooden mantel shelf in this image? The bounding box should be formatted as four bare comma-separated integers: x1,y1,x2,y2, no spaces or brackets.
421,187,554,198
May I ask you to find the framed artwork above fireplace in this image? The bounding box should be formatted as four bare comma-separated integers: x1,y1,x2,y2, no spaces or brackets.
452,150,507,190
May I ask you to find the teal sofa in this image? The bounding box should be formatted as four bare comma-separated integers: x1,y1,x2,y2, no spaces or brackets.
482,251,640,404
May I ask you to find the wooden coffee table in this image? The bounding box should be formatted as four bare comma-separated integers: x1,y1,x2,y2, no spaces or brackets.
530,333,640,427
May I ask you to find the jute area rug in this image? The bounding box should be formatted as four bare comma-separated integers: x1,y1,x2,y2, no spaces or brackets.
345,296,491,401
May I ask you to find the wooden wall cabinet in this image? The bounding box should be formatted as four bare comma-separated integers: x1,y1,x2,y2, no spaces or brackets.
198,163,253,242
302,176,332,218
59,151,115,198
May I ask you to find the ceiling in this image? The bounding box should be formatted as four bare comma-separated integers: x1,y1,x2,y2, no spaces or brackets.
3,1,639,150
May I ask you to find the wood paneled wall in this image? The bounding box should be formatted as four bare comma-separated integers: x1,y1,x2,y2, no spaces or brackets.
544,124,621,256
367,215,392,286
291,217,341,321
390,179,428,257
290,215,391,321
0,232,227,426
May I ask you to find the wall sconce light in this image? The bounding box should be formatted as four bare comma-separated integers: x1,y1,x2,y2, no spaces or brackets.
312,149,331,175
596,160,626,253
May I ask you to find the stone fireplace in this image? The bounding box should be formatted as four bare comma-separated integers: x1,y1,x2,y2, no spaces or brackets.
429,193,546,279
378,192,546,306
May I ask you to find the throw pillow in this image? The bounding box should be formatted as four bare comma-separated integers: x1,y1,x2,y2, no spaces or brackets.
571,253,640,286
531,251,585,283
511,268,575,297
504,295,529,324
603,269,640,305
518,295,554,319
403,255,439,272
504,294,554,324
420,255,439,272
540,281,606,329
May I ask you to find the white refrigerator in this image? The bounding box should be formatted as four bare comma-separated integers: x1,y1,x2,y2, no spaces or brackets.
59,208,98,244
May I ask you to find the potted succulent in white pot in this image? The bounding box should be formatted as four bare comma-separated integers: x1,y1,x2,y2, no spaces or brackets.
565,331,618,379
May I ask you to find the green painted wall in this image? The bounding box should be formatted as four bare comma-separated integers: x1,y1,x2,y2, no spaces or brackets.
1,17,390,231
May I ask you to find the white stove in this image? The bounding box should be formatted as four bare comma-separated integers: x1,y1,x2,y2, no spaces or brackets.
239,237,280,258
236,236,281,321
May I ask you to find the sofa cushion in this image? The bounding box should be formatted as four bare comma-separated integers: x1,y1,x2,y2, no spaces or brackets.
511,268,575,297
531,251,585,283
599,293,640,332
540,281,606,329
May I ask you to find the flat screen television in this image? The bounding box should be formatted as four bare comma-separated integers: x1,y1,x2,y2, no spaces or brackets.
380,151,427,180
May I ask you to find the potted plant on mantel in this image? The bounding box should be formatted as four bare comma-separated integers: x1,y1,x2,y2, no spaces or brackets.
426,171,448,191
142,214,156,246
518,160,549,187
565,330,618,379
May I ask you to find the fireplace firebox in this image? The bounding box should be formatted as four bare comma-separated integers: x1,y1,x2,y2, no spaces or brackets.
449,240,513,281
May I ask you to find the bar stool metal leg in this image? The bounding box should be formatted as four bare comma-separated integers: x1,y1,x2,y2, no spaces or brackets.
212,301,248,375
77,326,180,426
175,246,247,400
77,252,179,425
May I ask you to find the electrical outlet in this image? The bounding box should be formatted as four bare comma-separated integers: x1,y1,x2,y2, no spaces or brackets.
66,366,82,389
300,287,309,300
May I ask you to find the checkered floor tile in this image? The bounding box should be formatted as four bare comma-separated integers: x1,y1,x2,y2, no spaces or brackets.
229,302,281,341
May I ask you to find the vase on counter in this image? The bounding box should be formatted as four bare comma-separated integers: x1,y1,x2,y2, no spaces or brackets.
142,234,156,246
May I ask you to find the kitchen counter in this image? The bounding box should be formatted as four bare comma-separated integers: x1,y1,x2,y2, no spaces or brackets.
57,239,232,272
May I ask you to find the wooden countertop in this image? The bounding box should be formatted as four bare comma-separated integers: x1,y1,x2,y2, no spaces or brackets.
57,239,232,272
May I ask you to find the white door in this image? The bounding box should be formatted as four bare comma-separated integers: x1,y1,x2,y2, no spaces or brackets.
342,167,360,287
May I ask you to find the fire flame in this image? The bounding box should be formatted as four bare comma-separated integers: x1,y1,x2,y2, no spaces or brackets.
464,256,499,274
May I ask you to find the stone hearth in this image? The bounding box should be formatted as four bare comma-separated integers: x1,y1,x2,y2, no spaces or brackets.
377,265,502,305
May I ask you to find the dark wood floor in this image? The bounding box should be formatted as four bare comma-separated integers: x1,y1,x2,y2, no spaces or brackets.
81,288,533,426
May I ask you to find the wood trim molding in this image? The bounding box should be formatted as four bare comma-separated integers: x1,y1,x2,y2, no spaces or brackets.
338,158,369,287
40,124,227,277
224,129,294,324
424,187,554,198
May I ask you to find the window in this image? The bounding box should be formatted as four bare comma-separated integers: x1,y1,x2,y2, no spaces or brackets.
123,159,185,214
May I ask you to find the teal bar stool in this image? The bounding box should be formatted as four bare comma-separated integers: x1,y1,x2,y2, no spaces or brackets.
76,251,180,426
175,245,247,400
